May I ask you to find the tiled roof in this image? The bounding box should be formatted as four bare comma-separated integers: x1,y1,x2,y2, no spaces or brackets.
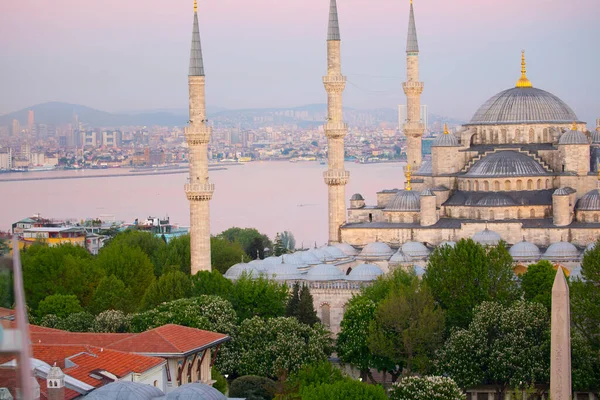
108,324,229,356
31,331,134,347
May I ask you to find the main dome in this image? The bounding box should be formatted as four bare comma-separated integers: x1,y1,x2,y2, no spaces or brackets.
464,151,550,177
467,87,578,126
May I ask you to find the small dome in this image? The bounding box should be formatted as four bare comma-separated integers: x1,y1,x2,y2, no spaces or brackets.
559,128,588,145
421,188,435,197
311,248,336,262
413,265,426,277
262,256,284,265
386,190,421,211
472,228,501,246
351,193,364,201
359,242,394,259
465,151,549,177
553,187,575,196
592,130,600,144
432,133,460,147
543,241,580,259
306,263,345,281
282,253,304,264
577,189,600,211
438,241,456,248
332,243,359,256
263,263,304,280
299,250,324,265
321,245,347,259
225,263,262,279
586,242,596,252
347,263,384,281
167,383,227,400
476,193,516,207
389,250,412,264
85,381,165,400
509,240,541,259
401,241,430,258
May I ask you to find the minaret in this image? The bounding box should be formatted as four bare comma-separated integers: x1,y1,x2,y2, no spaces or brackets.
323,0,349,244
185,0,213,274
403,0,424,170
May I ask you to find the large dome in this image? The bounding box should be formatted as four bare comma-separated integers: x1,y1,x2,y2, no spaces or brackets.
577,189,600,211
385,190,420,211
464,151,550,178
467,87,579,126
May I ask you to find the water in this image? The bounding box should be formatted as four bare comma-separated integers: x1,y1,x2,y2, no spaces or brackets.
0,161,405,246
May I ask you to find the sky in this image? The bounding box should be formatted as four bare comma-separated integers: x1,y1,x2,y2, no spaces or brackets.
1,0,599,123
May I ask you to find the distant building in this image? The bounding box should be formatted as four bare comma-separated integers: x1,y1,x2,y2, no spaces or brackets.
102,130,122,148
0,149,11,170
11,119,20,136
27,110,34,134
20,227,87,248
82,131,99,148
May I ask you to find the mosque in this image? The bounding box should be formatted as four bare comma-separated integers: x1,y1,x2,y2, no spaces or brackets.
185,0,600,334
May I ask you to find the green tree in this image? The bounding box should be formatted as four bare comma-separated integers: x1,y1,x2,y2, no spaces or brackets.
140,270,192,310
37,294,83,318
520,260,557,310
571,241,600,351
211,368,228,395
229,375,275,400
280,231,296,252
273,233,288,256
285,282,301,318
95,243,155,308
191,270,234,299
0,270,13,309
89,275,135,314
368,280,445,377
288,361,346,392
362,268,414,304
106,230,167,276
93,310,131,333
389,376,463,400
211,236,247,274
297,285,319,326
0,237,8,256
230,274,289,322
424,239,520,331
436,301,549,394
56,311,95,332
300,379,387,400
219,227,273,260
163,234,191,274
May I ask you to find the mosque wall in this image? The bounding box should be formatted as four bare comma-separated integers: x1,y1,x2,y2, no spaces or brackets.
457,176,553,191
310,288,358,336
347,208,383,223
469,123,577,145
376,191,398,207
445,205,551,220
559,144,591,175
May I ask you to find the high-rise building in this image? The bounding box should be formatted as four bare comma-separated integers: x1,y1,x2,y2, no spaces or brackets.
11,119,20,137
27,110,35,135
185,0,214,274
421,104,428,132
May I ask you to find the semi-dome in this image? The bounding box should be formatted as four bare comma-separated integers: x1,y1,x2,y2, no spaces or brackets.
559,128,588,145
389,250,412,264
509,240,541,259
543,241,580,259
321,245,347,259
554,187,575,196
167,383,227,400
401,241,430,258
472,228,501,246
591,130,600,144
359,242,394,259
432,132,460,147
332,242,359,256
577,189,600,211
350,193,364,201
84,381,165,400
282,252,305,265
385,190,420,211
421,188,435,197
306,263,345,281
476,193,516,207
467,87,578,126
347,263,384,281
465,151,549,177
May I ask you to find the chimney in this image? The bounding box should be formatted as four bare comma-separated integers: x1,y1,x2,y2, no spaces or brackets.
46,365,65,400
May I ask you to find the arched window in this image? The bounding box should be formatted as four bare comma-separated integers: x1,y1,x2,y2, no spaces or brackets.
504,209,510,219
517,180,523,190
413,214,419,223
476,210,481,219
489,210,495,220
530,209,535,218
504,180,511,191
484,181,489,191
468,181,472,191
494,181,500,191
529,129,535,142
517,209,522,219
546,179,550,189
543,128,549,142
321,304,331,327
154,381,158,387
581,214,586,222
515,129,521,143
447,208,452,217
595,214,599,223
537,179,542,189
527,179,533,190
474,181,479,191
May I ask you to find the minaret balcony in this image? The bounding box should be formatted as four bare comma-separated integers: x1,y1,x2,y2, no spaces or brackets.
323,170,350,186
325,122,348,138
323,75,346,92
402,81,424,95
185,126,212,145
184,182,215,201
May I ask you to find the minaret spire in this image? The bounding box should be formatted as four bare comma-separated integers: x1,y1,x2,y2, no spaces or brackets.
185,0,214,274
407,0,419,53
323,0,349,244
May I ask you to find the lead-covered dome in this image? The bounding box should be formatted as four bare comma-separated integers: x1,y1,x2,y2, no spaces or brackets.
167,383,228,400
467,87,578,126
543,241,580,259
359,242,394,259
464,151,549,177
306,264,344,281
347,264,384,281
472,228,501,246
577,189,600,211
401,241,430,258
386,190,420,211
85,381,165,400
476,193,516,207
509,240,541,259
332,243,359,256
559,128,588,145
432,133,460,147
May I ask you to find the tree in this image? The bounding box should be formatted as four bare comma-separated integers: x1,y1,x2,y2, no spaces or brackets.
89,275,135,314
285,282,301,318
424,239,520,331
300,379,387,400
93,310,131,333
163,234,191,274
0,237,8,256
362,268,414,304
191,270,234,299
273,233,288,256
389,376,463,400
230,275,289,322
288,361,346,392
571,240,600,351
0,270,13,309
37,294,83,318
140,270,192,310
95,243,155,309
106,230,167,276
56,312,95,332
435,301,549,394
211,368,228,395
280,231,296,252
520,260,557,310
368,280,445,377
229,376,275,400
211,236,247,274
219,227,272,260
297,285,319,326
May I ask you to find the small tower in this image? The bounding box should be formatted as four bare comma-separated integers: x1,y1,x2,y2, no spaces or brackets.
403,0,425,170
323,0,350,244
185,0,214,273
420,188,437,226
47,365,65,400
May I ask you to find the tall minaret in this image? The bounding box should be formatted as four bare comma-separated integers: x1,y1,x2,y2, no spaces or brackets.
185,0,213,274
323,0,349,244
403,0,424,170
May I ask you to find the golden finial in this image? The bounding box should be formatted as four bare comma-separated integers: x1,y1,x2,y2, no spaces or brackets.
515,50,533,88
443,123,449,135
410,0,413,4
405,164,412,191
572,121,578,131
194,0,197,13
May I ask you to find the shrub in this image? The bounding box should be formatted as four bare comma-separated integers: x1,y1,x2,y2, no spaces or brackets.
229,375,275,400
94,310,131,333
301,379,387,400
57,312,95,332
211,367,228,395
37,294,83,318
389,376,464,400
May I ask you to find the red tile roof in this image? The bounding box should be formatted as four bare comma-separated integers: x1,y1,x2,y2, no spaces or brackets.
31,331,134,347
107,324,229,356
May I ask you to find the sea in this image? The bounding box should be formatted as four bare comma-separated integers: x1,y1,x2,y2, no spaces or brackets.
0,161,406,247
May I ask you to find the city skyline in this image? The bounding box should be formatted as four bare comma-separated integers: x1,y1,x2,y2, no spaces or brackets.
1,0,599,124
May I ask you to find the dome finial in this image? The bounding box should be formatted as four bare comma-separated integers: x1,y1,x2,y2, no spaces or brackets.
572,121,578,131
443,123,449,135
516,50,532,88
194,0,197,13
405,164,412,191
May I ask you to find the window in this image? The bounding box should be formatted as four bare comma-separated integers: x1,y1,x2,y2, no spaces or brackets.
494,181,500,191
484,181,489,191
517,180,523,190
154,381,158,387
530,209,535,218
321,304,331,327
527,180,533,190
595,214,599,223
368,213,373,223
537,179,542,189
517,209,522,219
474,181,479,191
546,179,550,189
504,180,511,191
489,210,495,220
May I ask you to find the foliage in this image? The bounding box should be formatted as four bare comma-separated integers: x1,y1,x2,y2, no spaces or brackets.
106,230,167,276
361,268,414,304
230,275,289,322
368,279,445,376
520,260,556,310
211,368,228,395
571,332,600,391
300,379,387,400
229,375,275,400
211,236,247,274
37,294,83,318
162,234,191,274
225,317,331,378
0,270,13,309
436,301,549,392
273,233,289,256
0,237,9,256
297,285,319,326
571,240,600,351
219,227,273,260
191,270,234,299
140,270,192,310
285,282,301,318
39,314,60,329
389,376,464,400
56,311,95,332
93,310,131,333
89,275,134,314
95,243,155,309
287,361,346,392
424,239,520,331
279,231,296,252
